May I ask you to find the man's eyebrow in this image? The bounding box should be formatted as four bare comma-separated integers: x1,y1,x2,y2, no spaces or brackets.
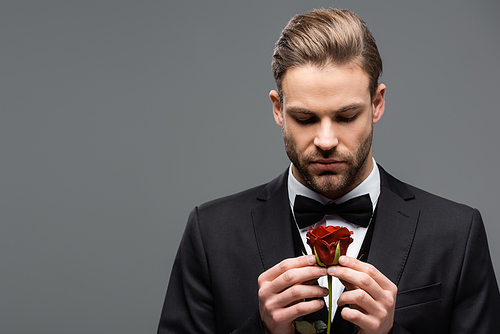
335,103,364,114
286,103,365,115
286,107,314,114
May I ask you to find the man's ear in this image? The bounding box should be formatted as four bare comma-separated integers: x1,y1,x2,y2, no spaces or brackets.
270,90,284,127
372,83,386,124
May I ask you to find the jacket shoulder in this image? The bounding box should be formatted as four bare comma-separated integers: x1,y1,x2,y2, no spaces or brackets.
198,183,267,213
379,164,474,215
195,170,288,218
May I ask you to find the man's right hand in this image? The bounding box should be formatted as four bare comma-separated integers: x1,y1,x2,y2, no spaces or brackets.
258,255,329,334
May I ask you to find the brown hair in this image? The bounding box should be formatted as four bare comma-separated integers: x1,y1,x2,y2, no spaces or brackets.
272,8,382,100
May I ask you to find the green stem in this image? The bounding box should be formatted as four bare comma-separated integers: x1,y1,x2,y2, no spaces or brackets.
327,274,332,334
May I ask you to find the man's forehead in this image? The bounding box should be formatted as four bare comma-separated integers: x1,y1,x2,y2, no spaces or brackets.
282,61,367,81
280,63,371,104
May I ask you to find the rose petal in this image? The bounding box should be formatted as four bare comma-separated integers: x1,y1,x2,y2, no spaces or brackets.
306,225,354,266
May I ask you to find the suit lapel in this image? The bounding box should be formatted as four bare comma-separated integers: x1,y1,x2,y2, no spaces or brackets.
251,170,296,271
367,166,420,285
251,171,330,323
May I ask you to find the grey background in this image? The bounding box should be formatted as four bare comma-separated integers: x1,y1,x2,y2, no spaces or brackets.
1,1,499,333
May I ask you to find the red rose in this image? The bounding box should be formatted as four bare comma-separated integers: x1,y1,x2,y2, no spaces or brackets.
306,226,353,266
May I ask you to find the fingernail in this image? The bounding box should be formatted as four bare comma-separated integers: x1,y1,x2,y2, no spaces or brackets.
328,266,337,275
323,288,329,296
320,267,327,275
308,255,316,265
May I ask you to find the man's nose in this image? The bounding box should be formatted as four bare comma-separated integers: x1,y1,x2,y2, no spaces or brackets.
313,120,338,151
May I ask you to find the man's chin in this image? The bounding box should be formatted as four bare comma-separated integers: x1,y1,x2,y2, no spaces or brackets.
307,174,344,193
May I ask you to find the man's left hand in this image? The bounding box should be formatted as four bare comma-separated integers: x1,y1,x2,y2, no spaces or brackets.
327,256,397,334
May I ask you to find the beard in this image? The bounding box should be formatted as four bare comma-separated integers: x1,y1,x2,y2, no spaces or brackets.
284,128,373,198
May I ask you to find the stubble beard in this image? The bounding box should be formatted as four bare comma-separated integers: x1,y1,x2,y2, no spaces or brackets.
284,128,373,199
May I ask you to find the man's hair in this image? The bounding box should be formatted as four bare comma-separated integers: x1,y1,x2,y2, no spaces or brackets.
272,8,382,100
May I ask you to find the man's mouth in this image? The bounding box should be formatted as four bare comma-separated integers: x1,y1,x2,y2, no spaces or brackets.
312,160,343,172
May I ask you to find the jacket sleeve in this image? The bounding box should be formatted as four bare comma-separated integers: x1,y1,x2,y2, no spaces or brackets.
448,209,500,333
157,207,266,334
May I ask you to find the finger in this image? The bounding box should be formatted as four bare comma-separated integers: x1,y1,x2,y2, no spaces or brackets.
340,306,378,332
269,265,327,294
337,288,378,316
340,302,394,334
277,285,329,310
339,256,395,290
259,255,317,283
329,265,387,302
260,285,328,317
338,277,357,291
266,298,326,326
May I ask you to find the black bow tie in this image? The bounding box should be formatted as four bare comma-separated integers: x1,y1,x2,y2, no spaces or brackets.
293,194,373,229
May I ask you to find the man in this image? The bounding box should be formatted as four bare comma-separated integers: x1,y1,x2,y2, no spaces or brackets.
158,8,500,334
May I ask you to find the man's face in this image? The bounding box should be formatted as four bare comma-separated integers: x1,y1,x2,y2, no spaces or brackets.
270,63,385,199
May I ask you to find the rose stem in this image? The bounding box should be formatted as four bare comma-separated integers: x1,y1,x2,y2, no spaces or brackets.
327,274,332,334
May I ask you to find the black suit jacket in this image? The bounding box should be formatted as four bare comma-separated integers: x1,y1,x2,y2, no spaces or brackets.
158,166,500,333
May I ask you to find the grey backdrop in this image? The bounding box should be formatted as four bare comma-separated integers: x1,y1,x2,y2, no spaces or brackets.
1,1,499,333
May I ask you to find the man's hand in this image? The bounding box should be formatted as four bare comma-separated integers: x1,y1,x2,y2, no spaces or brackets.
328,256,397,334
258,255,329,334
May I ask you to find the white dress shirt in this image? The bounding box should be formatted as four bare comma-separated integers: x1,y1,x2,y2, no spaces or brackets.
287,159,381,319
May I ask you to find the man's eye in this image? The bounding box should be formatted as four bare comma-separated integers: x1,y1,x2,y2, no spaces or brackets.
295,117,316,125
337,115,357,123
